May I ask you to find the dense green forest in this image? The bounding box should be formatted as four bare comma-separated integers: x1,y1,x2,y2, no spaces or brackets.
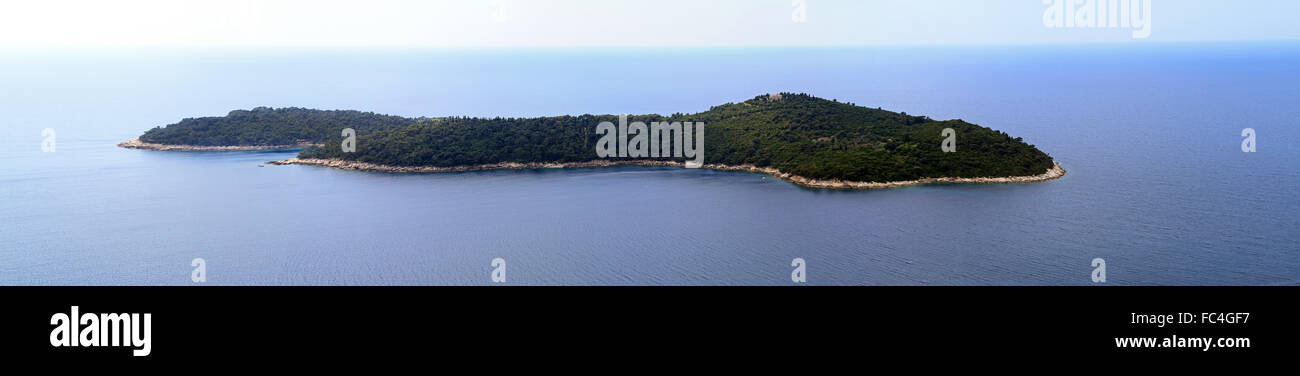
139,107,414,146
140,94,1055,181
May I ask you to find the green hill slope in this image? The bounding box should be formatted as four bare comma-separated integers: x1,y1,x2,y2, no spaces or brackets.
138,107,414,146
134,93,1055,182
299,93,1054,182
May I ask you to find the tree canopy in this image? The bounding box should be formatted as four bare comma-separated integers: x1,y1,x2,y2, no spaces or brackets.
139,107,413,146
140,94,1055,182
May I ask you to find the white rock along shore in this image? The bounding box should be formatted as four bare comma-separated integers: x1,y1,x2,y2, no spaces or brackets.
269,157,1067,189
117,138,319,151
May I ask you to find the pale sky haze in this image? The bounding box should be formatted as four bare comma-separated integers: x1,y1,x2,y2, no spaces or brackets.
0,0,1296,47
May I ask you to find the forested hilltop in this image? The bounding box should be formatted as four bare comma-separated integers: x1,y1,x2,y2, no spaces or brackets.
138,107,414,146
134,94,1056,182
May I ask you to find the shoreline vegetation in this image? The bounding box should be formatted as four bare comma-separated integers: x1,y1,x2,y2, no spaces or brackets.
122,93,1064,189
118,138,319,151
269,157,1066,189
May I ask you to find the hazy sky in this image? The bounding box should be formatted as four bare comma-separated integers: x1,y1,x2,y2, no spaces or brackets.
1,0,1296,47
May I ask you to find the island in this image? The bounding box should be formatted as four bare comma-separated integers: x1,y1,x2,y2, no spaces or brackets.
121,93,1065,189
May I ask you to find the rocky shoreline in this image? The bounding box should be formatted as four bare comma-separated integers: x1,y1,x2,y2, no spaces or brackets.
117,138,319,151
269,157,1066,189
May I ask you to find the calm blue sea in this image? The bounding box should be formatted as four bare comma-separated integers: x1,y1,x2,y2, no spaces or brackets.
1,43,1297,285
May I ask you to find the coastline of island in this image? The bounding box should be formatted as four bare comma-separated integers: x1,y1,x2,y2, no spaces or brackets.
121,94,1065,188
118,138,320,151
267,157,1066,189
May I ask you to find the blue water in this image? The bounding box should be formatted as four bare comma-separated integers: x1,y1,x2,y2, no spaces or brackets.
1,43,1297,285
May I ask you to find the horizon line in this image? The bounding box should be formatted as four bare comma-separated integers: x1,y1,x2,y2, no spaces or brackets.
4,39,1299,51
